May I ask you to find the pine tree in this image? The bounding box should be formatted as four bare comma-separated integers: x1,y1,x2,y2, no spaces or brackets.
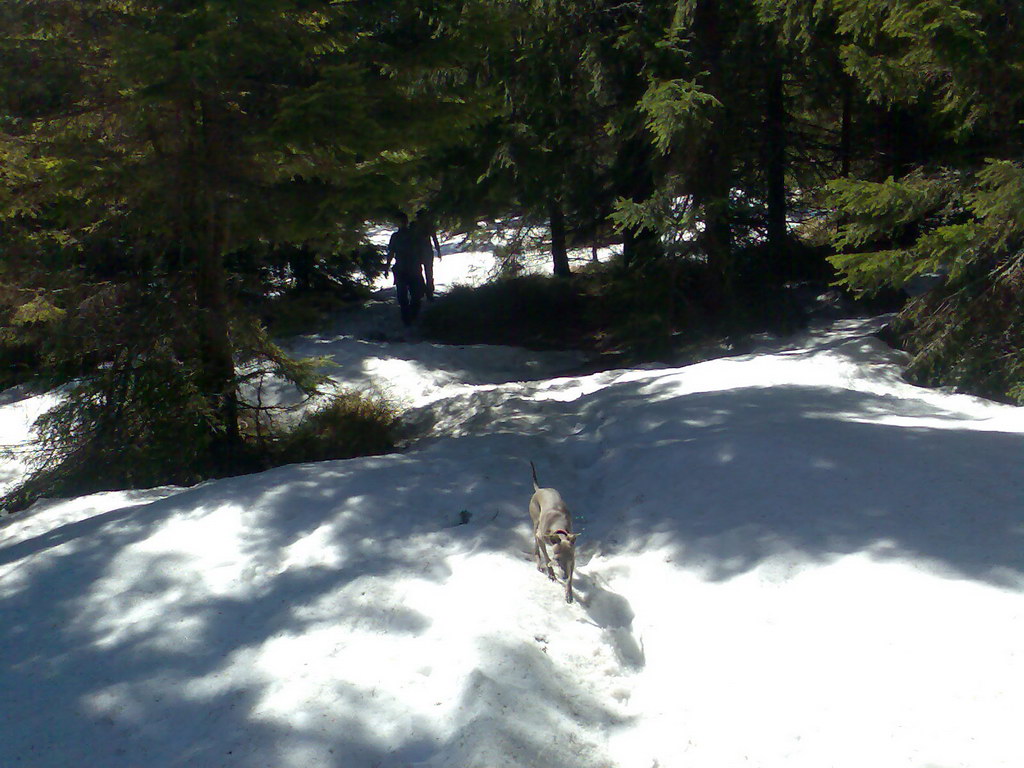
0,0,502,508
459,0,638,276
823,0,1024,400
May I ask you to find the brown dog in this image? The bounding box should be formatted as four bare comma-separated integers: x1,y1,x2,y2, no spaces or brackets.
529,461,578,603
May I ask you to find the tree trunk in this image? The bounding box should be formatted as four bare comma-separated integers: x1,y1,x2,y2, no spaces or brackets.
692,0,733,291
618,135,662,268
623,226,662,266
549,199,572,277
193,95,240,470
764,49,787,278
840,74,853,178
194,201,241,470
883,105,917,178
290,245,316,291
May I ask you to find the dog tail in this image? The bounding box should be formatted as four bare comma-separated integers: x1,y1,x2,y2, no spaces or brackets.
530,460,539,491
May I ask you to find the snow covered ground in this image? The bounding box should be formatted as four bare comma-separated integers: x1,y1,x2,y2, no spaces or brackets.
2,236,1023,768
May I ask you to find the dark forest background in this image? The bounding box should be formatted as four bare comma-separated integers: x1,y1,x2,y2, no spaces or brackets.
3,1,1022,509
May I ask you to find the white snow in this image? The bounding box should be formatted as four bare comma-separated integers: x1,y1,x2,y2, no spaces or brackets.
0,388,61,498
1,235,1022,768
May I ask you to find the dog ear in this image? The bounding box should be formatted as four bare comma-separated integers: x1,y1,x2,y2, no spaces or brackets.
547,533,562,545
567,533,578,543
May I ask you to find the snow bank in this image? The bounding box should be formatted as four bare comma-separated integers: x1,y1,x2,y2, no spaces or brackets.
2,286,1022,767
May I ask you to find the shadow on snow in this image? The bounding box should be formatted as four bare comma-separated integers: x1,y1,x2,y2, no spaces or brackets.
565,375,1024,589
0,444,615,767
2,339,1021,766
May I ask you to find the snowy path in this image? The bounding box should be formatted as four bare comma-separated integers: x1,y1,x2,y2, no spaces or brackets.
2,249,1023,767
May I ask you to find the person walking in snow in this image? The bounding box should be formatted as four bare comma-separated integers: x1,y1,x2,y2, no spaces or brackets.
386,212,426,327
412,209,441,301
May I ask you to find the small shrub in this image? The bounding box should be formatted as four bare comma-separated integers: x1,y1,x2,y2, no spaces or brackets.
422,253,812,364
2,346,222,512
3,385,401,514
273,391,399,465
490,244,526,280
259,287,368,338
421,274,586,349
578,261,666,356
889,263,1024,404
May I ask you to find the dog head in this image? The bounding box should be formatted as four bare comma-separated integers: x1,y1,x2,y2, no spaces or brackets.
547,530,578,579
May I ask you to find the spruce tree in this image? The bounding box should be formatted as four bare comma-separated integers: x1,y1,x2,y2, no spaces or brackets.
0,0,502,508
823,0,1024,400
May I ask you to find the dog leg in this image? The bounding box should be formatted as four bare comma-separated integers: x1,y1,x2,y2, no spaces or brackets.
533,535,546,573
564,558,574,603
536,536,556,580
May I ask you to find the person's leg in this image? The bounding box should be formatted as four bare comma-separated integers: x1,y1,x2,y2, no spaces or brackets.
422,255,435,299
408,276,425,323
396,275,413,326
